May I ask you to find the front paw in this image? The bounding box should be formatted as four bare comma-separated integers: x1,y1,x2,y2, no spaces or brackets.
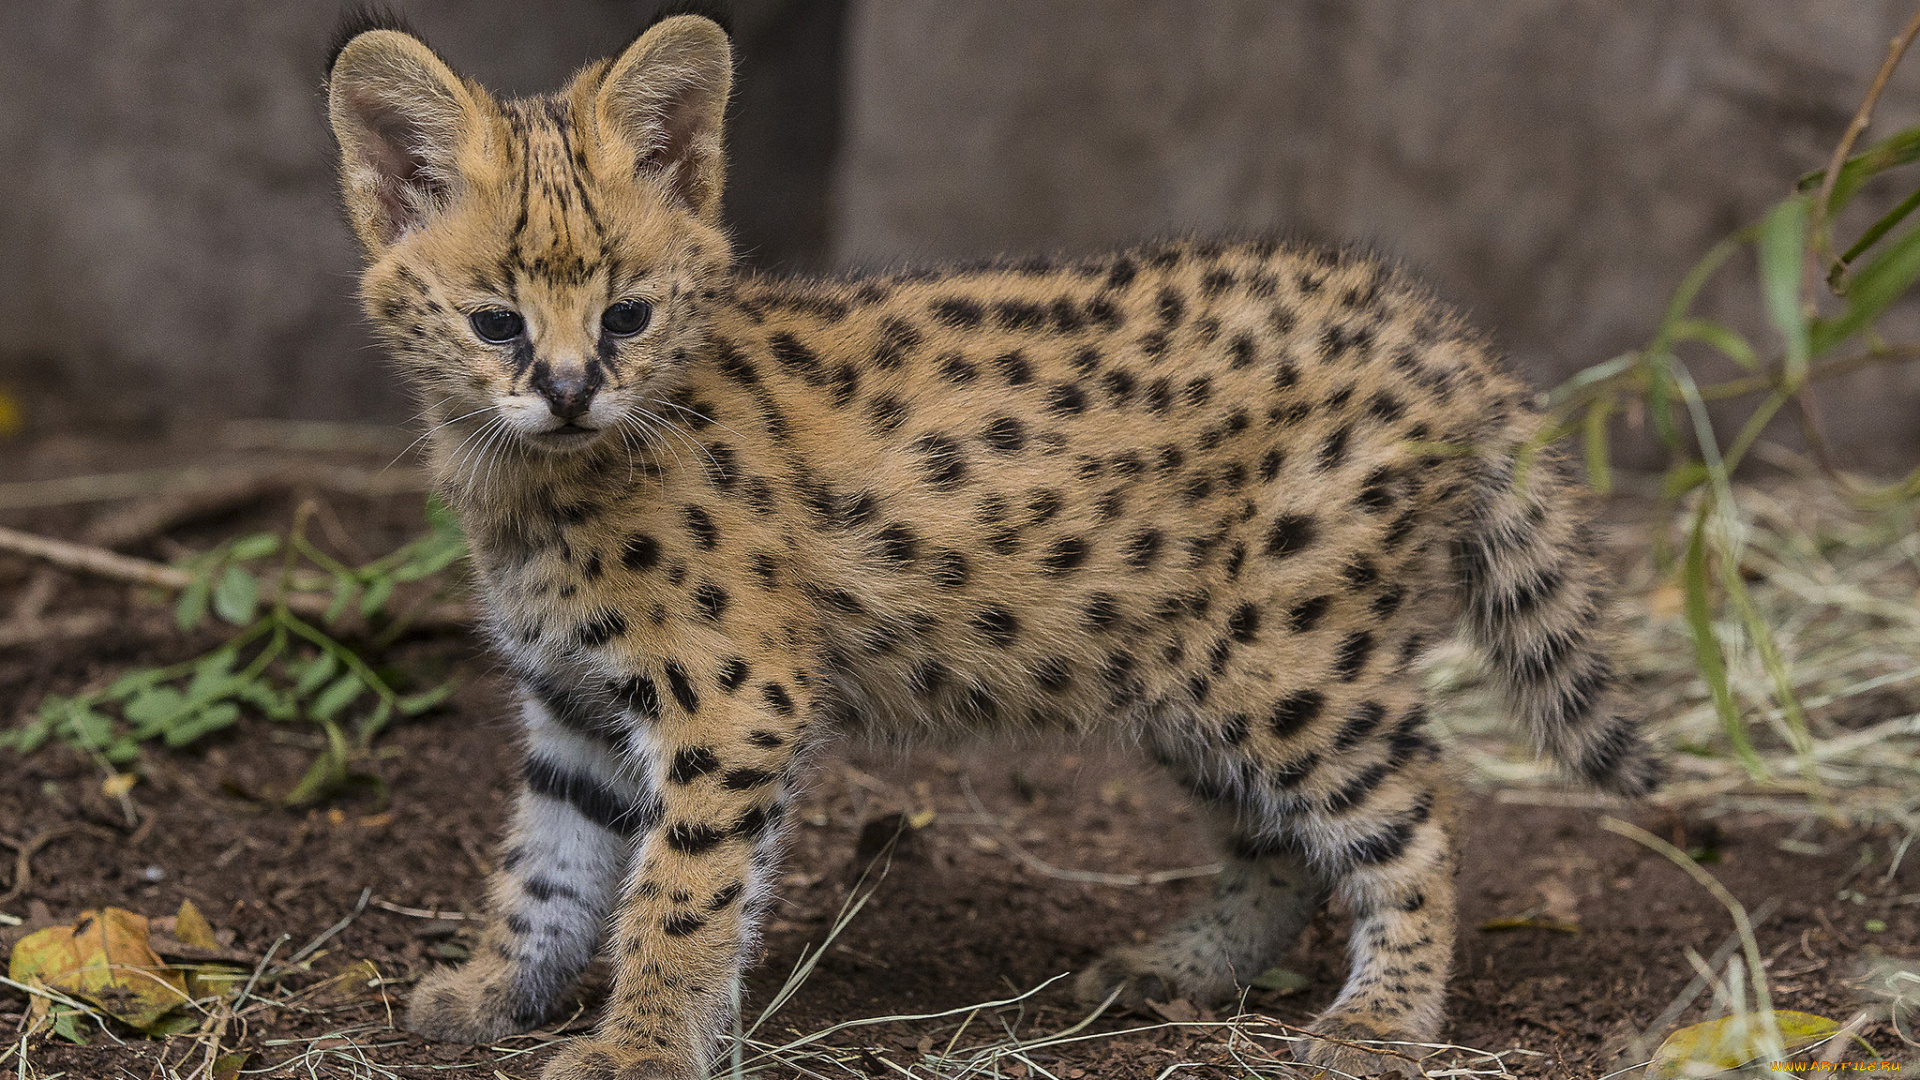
539,1039,689,1080
405,959,541,1045
1301,1017,1426,1078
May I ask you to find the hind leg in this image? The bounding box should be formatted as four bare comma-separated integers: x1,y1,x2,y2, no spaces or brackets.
1075,801,1327,1008
1292,761,1457,1076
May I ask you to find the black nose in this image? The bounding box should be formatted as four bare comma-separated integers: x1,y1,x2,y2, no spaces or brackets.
530,363,601,423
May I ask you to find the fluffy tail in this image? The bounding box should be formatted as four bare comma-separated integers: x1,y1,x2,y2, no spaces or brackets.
1451,449,1664,797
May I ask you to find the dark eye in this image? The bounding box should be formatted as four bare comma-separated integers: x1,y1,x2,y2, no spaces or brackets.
468,308,524,343
601,298,653,337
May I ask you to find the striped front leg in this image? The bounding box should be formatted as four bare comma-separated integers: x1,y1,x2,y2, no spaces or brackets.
540,670,806,1080
406,682,659,1043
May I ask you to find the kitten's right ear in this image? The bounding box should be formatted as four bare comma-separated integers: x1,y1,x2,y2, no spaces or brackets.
327,24,481,251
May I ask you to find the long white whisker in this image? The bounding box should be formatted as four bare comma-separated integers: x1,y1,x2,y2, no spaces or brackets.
441,415,497,487
621,413,683,477
385,397,478,472
653,397,750,443
645,409,722,476
451,415,506,500
630,414,687,476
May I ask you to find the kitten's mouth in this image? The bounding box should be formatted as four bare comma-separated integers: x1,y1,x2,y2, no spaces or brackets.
523,422,605,451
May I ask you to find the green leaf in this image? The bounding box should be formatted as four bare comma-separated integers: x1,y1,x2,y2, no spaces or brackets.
325,575,356,626
104,669,165,701
225,532,281,562
49,1007,91,1045
1648,1010,1842,1078
212,566,259,626
1798,124,1920,212
7,710,56,754
1581,396,1613,495
1671,318,1760,371
1810,223,1920,355
396,683,455,716
185,649,240,705
175,573,211,631
64,703,115,750
424,492,461,535
1683,511,1762,777
124,688,192,737
291,651,339,697
391,540,465,582
234,680,298,722
104,737,142,765
358,576,395,620
1835,185,1920,279
1756,196,1810,383
1248,967,1311,992
163,702,240,747
1660,462,1710,500
310,673,365,722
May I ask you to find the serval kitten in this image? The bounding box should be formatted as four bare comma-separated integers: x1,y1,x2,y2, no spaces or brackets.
327,11,1660,1078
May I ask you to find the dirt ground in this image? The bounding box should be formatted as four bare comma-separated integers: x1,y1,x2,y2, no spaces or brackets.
2,430,1917,1078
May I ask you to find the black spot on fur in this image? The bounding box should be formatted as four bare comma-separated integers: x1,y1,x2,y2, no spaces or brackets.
912,434,969,490
876,524,919,565
1227,602,1261,643
761,682,794,715
691,583,729,621
1084,592,1121,630
669,746,721,784
1334,631,1374,681
1264,514,1317,558
973,607,1019,645
929,550,969,588
664,661,700,714
682,506,718,549
983,416,1026,452
1270,690,1325,738
1041,536,1089,573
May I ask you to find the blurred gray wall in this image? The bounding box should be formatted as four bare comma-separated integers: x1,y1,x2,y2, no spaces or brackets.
0,0,843,429
5,1,1919,467
834,1,1920,468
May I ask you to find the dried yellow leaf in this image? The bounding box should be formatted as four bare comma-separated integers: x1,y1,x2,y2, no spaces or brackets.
172,899,219,950
1648,1010,1843,1077
7,907,189,1031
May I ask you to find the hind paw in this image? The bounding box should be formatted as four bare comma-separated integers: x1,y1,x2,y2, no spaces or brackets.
405,959,541,1045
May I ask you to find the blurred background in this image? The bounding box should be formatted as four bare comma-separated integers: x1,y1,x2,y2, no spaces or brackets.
3,1,1917,467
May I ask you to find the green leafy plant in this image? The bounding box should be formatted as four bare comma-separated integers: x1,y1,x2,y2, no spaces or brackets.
2,496,467,803
1543,51,1920,794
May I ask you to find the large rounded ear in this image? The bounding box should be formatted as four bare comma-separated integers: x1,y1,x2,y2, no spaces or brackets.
593,15,732,222
328,27,483,251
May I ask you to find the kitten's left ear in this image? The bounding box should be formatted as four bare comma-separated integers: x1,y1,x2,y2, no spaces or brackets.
593,15,733,222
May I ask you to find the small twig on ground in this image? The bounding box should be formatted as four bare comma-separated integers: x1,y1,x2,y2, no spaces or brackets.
0,822,117,906
289,887,372,964
371,899,483,921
